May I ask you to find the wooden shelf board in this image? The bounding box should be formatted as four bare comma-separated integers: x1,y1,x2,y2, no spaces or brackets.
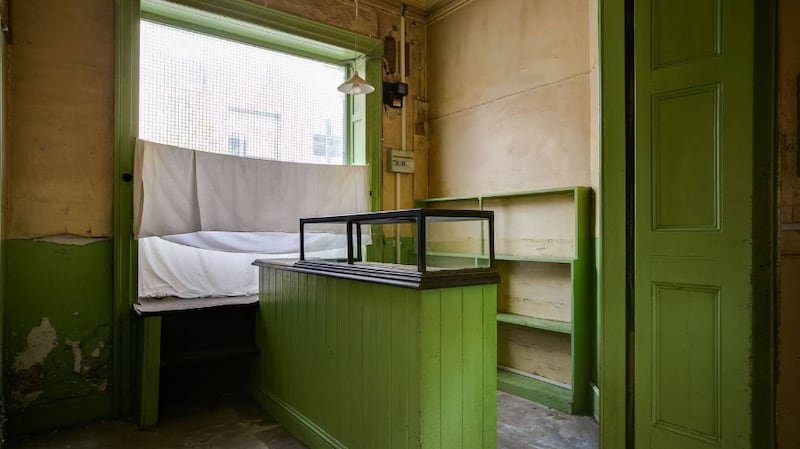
497,312,572,334
425,251,574,264
426,251,484,259
497,368,575,414
495,255,574,264
420,186,584,204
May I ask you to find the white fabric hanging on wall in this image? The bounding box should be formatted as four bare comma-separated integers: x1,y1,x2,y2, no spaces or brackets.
134,140,200,237
134,139,370,238
139,236,348,298
160,230,362,254
134,139,372,298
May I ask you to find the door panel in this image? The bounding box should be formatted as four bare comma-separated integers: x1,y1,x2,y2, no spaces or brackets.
635,1,754,448
652,0,719,68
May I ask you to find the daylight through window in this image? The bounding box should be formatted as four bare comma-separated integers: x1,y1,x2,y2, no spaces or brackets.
139,20,348,164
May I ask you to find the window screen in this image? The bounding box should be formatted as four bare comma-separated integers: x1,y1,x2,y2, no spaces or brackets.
139,20,347,164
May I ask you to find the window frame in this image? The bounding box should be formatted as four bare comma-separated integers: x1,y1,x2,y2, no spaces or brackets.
113,0,382,416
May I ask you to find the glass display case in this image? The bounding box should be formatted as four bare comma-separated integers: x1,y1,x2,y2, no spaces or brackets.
293,208,499,289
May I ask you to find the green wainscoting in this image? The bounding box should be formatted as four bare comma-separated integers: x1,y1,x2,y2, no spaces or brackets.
4,239,114,436
254,264,497,449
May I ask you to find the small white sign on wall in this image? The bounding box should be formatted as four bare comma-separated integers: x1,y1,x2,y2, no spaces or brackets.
389,149,415,174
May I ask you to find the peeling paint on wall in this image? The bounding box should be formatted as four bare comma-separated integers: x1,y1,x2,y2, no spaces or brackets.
4,239,113,417
64,340,82,373
10,318,58,407
12,318,57,372
33,235,111,246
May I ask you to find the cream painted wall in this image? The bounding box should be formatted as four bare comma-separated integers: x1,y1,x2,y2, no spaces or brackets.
427,0,597,199
778,1,800,447
6,0,115,239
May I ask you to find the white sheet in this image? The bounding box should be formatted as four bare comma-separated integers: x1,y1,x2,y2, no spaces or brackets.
138,236,348,298
160,230,371,254
134,139,370,238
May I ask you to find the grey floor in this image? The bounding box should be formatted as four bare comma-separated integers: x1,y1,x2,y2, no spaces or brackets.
8,393,598,449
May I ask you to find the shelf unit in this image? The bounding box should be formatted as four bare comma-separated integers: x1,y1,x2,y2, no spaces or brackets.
418,186,593,414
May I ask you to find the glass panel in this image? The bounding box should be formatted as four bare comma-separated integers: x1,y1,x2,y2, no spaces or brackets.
139,20,347,164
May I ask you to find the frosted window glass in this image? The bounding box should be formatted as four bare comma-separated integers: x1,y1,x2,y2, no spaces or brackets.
139,20,347,165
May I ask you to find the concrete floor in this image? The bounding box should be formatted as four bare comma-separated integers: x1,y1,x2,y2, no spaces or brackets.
496,392,598,449
7,392,598,449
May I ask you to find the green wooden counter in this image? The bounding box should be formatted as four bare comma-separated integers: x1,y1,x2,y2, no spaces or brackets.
252,260,499,449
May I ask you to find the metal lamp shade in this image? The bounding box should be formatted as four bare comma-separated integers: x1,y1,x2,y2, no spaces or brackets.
337,70,375,95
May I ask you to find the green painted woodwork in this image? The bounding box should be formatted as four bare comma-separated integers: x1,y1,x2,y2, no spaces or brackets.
114,0,384,419
0,31,6,433
426,252,574,265
592,238,600,423
750,2,778,447
496,313,571,334
651,0,719,68
419,187,593,415
4,239,114,435
496,370,573,413
254,265,497,449
113,0,141,417
147,0,382,60
6,393,113,437
598,0,630,445
137,317,161,429
634,0,760,447
419,186,584,204
141,0,357,64
600,0,777,446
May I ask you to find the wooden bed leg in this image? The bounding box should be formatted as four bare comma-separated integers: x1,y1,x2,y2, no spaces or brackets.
138,316,162,429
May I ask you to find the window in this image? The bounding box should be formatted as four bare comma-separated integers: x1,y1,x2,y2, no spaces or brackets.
132,2,382,299
139,19,348,164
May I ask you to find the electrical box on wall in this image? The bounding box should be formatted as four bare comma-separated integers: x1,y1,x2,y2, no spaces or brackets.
383,82,408,108
389,150,415,173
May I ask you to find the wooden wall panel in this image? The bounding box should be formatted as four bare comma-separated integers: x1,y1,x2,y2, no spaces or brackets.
497,323,572,385
484,193,576,259
256,265,497,449
496,261,571,322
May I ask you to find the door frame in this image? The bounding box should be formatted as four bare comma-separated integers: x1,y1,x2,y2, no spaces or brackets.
598,0,778,447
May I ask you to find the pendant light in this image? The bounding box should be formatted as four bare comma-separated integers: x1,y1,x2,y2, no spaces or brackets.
337,71,374,95
338,0,375,95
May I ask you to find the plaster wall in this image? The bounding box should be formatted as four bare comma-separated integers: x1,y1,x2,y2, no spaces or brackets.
427,0,596,199
6,0,114,239
778,1,800,447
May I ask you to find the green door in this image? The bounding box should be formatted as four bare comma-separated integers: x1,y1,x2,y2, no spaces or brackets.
634,1,755,448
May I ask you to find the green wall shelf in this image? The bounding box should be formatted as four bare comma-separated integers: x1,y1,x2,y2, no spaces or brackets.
497,369,574,414
496,312,572,334
419,186,593,415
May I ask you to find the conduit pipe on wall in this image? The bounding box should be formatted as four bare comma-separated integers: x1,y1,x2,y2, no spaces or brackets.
395,3,407,264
